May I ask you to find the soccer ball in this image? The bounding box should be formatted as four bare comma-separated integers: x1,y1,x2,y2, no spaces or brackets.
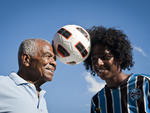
52,25,91,65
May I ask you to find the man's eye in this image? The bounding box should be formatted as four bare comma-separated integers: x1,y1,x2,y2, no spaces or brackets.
45,55,50,57
91,54,113,61
44,54,52,58
45,55,56,61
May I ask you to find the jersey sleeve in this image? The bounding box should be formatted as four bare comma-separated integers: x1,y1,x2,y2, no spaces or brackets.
91,99,97,113
143,75,150,109
91,95,101,113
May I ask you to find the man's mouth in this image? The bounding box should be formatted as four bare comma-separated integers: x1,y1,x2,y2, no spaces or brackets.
98,69,106,73
94,66,108,74
45,68,55,73
96,69,106,74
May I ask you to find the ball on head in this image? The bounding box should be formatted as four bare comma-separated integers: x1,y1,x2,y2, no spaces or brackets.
52,25,91,65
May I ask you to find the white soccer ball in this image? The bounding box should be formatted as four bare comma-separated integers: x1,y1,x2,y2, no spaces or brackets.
52,25,91,65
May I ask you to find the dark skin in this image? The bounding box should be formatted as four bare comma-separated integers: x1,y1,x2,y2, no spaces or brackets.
91,44,130,88
17,40,56,95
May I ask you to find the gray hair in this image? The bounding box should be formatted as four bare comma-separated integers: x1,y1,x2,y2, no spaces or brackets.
18,38,50,67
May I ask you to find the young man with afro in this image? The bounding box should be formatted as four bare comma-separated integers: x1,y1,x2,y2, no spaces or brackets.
84,26,150,113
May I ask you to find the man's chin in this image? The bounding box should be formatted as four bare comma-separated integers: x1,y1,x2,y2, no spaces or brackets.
44,74,53,81
97,72,108,80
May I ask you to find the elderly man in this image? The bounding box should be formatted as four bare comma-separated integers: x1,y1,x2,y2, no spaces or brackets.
0,39,56,113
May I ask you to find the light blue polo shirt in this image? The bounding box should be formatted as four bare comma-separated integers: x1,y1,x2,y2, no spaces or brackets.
0,72,48,113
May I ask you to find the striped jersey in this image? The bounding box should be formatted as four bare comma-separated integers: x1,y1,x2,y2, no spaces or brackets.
91,74,150,113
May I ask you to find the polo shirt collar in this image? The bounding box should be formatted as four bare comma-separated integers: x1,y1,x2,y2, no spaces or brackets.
9,72,46,95
9,72,29,85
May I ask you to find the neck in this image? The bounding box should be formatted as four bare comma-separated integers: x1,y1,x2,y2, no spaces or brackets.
106,72,130,88
17,70,45,91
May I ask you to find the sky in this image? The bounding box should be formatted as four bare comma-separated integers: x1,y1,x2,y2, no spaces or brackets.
0,0,150,113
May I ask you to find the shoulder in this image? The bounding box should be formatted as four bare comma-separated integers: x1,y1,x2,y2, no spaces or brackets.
0,74,16,92
130,73,150,80
129,74,150,86
139,74,150,79
133,73,150,77
92,88,104,100
0,75,11,84
137,73,149,79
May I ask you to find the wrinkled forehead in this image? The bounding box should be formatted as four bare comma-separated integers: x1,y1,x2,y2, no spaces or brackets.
36,41,54,54
42,44,53,52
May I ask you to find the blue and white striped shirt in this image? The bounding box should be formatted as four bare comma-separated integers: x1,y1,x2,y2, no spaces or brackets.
91,74,150,113
0,72,48,113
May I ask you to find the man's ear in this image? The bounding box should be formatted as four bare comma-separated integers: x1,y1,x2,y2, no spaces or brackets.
21,54,31,67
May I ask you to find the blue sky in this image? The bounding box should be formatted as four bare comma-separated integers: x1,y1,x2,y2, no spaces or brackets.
0,1,150,113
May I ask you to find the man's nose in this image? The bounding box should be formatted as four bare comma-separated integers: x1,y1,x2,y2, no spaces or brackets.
98,58,104,66
49,58,57,69
52,60,57,68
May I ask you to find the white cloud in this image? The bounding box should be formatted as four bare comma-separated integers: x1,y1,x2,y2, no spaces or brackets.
84,72,105,94
133,45,147,57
